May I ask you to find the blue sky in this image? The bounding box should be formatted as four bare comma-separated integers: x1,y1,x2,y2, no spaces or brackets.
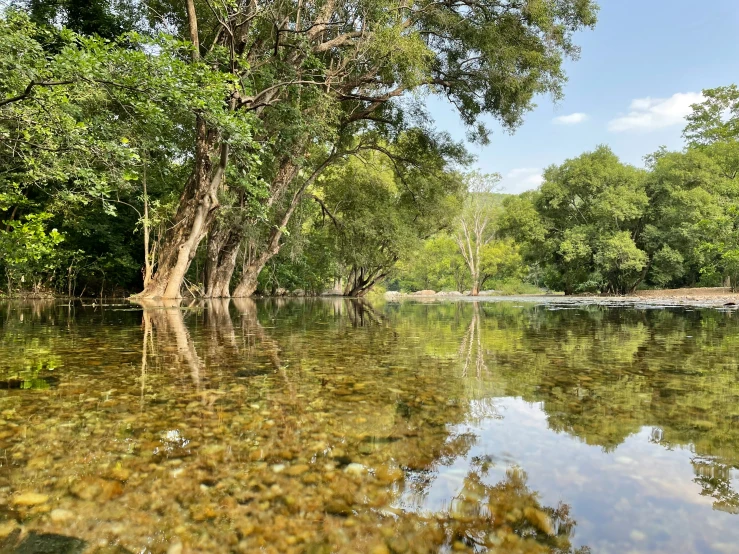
429,0,739,194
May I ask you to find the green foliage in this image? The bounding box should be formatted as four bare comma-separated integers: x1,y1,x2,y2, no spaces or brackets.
1,0,599,297
480,238,527,288
0,9,259,295
493,91,739,295
0,213,64,293
395,234,470,292
500,146,648,294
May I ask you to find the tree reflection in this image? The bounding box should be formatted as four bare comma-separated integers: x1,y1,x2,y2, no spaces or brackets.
346,298,386,327
3,298,739,552
136,298,205,390
460,301,487,377
232,296,281,369
397,302,739,516
692,458,739,514
438,465,590,553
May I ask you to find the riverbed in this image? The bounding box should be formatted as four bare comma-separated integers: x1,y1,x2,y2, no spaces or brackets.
1,298,738,553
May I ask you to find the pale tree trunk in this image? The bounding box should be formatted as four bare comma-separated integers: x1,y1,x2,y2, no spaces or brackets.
455,205,491,297
232,256,268,297
141,161,156,290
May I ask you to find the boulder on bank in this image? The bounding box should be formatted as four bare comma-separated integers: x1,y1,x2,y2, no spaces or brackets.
413,290,436,296
291,289,305,297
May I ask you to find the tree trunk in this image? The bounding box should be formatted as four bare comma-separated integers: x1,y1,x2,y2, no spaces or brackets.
230,152,336,297
470,284,480,296
204,224,241,298
342,266,388,297
232,260,265,297
134,119,225,299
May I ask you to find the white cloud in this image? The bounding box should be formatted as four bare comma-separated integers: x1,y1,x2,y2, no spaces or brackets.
553,112,589,125
501,168,544,194
608,92,704,132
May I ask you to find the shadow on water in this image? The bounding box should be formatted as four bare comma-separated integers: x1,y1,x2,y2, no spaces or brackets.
0,298,738,552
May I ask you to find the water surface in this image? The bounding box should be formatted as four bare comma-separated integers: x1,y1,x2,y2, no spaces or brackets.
0,299,738,553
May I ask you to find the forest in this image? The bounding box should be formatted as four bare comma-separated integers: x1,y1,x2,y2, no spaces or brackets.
1,0,738,298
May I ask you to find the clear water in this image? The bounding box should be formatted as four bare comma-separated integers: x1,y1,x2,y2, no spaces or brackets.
0,298,738,553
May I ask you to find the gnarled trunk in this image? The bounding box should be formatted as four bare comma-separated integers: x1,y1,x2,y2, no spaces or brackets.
230,152,337,297
134,119,226,299
343,265,390,297
134,2,232,300
204,223,241,298
233,259,266,297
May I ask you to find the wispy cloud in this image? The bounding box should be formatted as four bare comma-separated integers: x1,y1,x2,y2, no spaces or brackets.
553,112,589,125
608,92,704,132
501,168,544,194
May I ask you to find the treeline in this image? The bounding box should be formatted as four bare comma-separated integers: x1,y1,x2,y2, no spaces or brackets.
0,0,598,298
392,85,739,296
502,86,739,295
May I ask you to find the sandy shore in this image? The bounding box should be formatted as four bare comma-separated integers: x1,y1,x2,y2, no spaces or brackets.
387,287,739,309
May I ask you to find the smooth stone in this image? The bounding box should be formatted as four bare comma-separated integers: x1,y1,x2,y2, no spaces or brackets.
325,500,352,516
12,492,49,506
285,464,310,476
344,463,365,477
50,508,75,523
0,521,18,539
375,465,404,483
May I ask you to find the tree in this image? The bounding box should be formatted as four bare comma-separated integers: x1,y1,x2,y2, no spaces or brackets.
142,0,599,298
395,234,469,292
455,172,503,295
2,0,600,298
318,132,466,297
26,0,142,39
501,146,648,294
0,9,259,296
479,237,526,290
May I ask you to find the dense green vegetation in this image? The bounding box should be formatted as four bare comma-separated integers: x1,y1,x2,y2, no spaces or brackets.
0,0,598,298
499,88,739,294
393,86,739,295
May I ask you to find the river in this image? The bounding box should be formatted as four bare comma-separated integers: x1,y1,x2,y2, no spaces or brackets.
0,298,738,553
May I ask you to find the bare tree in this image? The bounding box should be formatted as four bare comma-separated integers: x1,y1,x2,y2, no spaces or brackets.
454,172,501,296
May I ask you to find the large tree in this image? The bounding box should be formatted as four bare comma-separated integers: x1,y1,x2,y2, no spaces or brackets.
501,146,648,294
0,9,258,296
133,0,599,298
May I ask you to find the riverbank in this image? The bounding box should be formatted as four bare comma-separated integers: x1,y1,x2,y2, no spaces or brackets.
385,287,739,308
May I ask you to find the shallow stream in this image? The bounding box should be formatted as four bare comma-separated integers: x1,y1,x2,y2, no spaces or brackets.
0,299,738,553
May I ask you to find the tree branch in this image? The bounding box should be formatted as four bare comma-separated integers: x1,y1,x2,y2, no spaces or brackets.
0,81,75,108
